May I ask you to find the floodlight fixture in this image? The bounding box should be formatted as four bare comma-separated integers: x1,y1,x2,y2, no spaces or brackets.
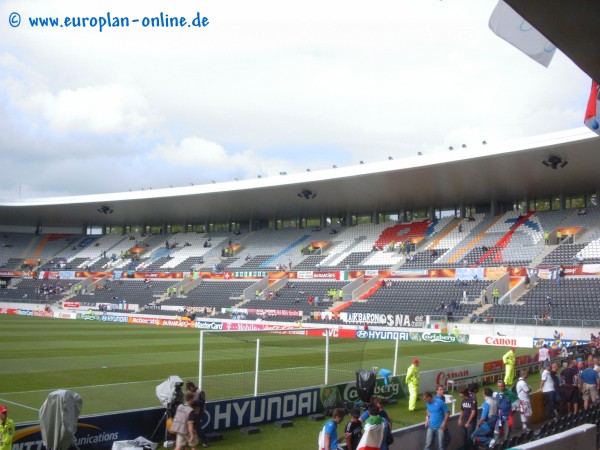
543,155,567,170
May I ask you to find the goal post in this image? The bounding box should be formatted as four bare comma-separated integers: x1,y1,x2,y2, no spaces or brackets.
196,328,368,400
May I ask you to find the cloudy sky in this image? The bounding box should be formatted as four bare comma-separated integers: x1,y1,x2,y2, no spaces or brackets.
0,0,592,201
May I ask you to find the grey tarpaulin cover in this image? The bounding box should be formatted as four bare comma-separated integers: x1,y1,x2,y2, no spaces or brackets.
39,390,83,450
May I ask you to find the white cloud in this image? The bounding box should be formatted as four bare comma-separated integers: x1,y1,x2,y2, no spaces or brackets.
0,0,593,199
25,84,159,134
152,136,291,177
153,137,231,167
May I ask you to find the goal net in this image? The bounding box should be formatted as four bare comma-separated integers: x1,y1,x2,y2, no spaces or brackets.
196,328,367,400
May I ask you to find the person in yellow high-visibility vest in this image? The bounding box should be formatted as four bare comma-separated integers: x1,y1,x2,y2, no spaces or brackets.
502,346,517,386
406,358,420,411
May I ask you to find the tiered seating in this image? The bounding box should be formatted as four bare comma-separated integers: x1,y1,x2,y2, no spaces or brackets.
447,212,544,267
70,279,171,309
427,214,486,252
373,219,431,248
0,278,74,303
243,281,347,313
101,234,149,269
292,255,328,270
164,280,255,309
36,234,82,260
435,215,496,267
0,258,25,270
227,229,318,269
540,243,587,266
358,249,403,268
399,248,450,269
535,209,571,234
318,223,393,268
342,280,484,318
156,233,229,271
488,278,600,325
574,230,600,263
0,233,38,266
334,251,372,269
359,217,454,268
235,255,273,270
565,205,600,228
65,234,127,269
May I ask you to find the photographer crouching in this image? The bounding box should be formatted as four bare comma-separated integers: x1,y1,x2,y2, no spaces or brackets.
186,381,209,448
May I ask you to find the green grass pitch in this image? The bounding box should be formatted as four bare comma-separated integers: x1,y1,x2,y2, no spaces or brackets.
0,314,537,449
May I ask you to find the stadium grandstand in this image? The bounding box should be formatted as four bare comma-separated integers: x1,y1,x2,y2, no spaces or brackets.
1,127,600,330
3,3,600,449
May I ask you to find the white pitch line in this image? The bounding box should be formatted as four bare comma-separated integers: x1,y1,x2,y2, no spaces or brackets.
0,398,40,412
406,355,477,363
0,377,188,395
1,367,323,395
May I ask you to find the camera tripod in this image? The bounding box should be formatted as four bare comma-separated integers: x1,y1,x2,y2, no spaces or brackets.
150,405,174,444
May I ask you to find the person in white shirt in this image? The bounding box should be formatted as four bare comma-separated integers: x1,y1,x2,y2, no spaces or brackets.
516,369,533,431
539,362,557,419
538,344,550,370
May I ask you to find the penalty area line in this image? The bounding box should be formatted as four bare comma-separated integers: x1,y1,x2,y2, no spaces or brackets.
0,397,40,412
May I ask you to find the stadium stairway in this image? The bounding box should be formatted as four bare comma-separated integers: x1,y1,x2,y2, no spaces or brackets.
529,243,557,267
464,303,494,323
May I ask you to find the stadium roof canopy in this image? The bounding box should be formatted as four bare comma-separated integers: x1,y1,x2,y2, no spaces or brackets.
505,0,600,83
2,2,599,231
0,128,598,229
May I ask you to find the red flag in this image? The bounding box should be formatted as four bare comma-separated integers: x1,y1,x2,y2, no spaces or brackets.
584,80,600,134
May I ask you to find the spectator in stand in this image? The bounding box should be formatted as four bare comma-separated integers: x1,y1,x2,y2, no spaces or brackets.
359,396,392,430
516,369,533,431
580,360,600,409
457,388,477,450
561,359,580,414
356,403,391,450
318,408,345,450
490,380,517,447
471,388,497,447
539,361,557,418
344,409,363,450
435,385,452,448
423,391,450,450
538,344,550,370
